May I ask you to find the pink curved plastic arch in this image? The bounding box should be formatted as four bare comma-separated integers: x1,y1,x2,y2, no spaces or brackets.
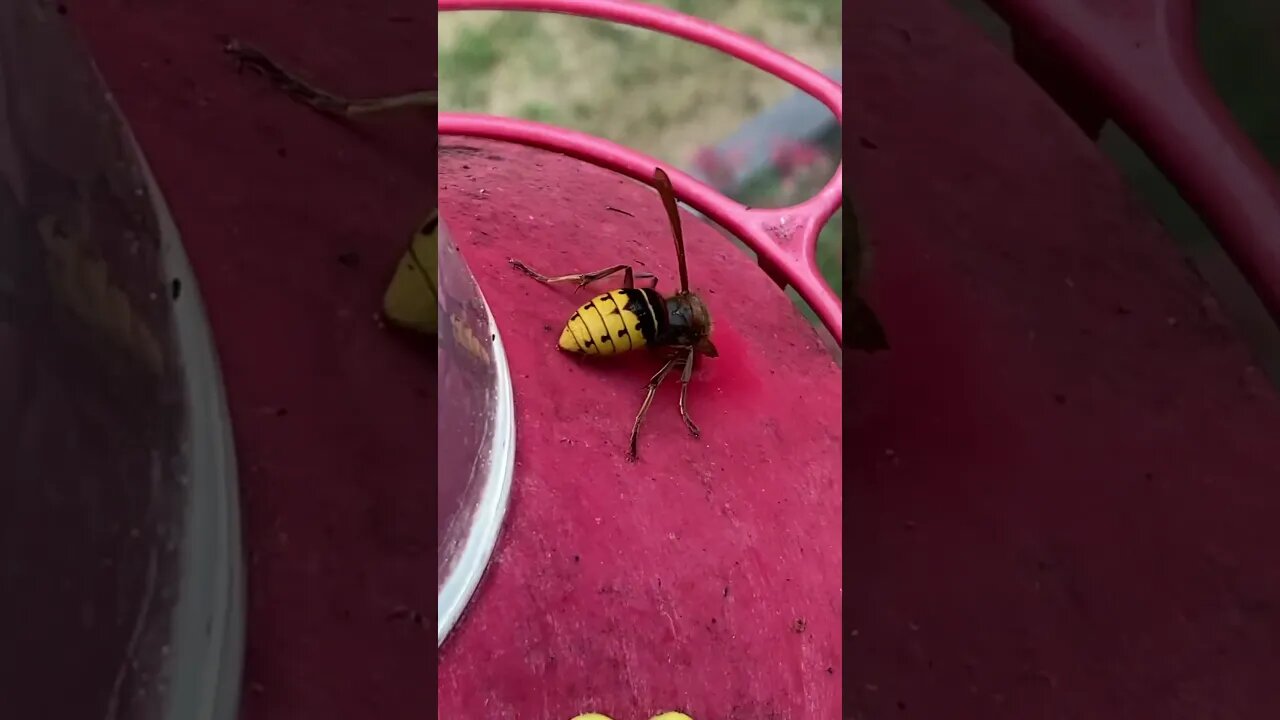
987,0,1280,327
438,0,844,344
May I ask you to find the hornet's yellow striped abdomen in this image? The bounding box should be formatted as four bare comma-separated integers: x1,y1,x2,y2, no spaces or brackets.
558,287,664,356
508,166,714,462
382,212,438,335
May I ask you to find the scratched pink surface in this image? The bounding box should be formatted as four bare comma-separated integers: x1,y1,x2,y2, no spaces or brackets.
848,1,1280,717
437,139,842,717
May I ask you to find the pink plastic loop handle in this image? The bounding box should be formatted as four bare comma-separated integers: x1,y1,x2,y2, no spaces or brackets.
438,0,844,345
985,0,1280,329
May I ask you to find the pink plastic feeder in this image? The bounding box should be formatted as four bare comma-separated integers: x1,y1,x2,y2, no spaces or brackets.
849,1,1280,717
440,0,843,344
985,0,1280,325
438,1,843,717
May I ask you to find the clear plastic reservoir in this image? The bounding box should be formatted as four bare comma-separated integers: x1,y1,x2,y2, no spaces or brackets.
0,3,241,718
436,215,516,646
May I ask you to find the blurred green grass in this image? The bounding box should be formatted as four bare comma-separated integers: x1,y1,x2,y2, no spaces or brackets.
439,2,844,325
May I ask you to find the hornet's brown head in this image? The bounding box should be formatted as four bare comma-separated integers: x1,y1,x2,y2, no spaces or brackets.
661,291,718,357
650,167,718,358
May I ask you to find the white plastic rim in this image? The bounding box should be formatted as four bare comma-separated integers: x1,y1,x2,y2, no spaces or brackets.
437,281,517,647
87,43,244,720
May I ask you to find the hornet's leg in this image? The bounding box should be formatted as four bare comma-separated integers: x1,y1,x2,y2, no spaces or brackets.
508,259,658,291
627,355,682,462
224,38,435,117
677,347,700,438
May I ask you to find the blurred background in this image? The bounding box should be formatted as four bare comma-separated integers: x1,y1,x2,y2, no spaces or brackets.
438,0,843,326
